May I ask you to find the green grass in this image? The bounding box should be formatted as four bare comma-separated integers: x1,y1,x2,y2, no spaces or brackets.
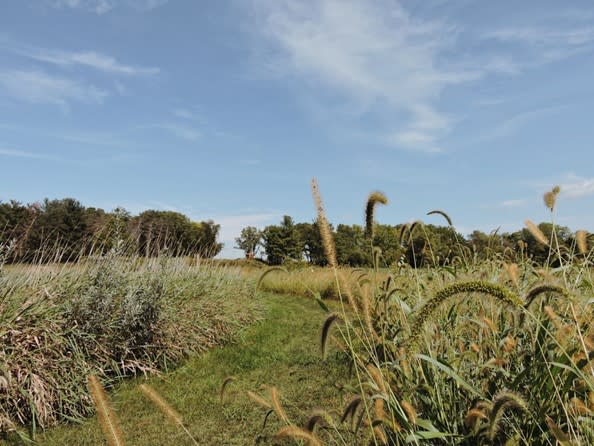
33,292,351,445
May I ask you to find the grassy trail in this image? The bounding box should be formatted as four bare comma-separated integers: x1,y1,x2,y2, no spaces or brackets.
36,292,349,445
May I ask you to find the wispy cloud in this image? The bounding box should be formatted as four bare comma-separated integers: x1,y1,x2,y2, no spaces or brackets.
0,69,107,106
248,0,485,153
499,199,526,208
157,123,201,141
468,104,569,144
482,20,594,68
173,108,196,119
51,0,168,14
53,0,113,14
13,46,159,75
0,147,54,160
561,174,594,199
247,2,594,153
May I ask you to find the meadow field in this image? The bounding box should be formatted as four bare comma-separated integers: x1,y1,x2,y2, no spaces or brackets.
1,187,593,446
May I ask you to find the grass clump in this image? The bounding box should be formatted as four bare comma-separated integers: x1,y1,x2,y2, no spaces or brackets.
270,180,594,446
0,252,260,440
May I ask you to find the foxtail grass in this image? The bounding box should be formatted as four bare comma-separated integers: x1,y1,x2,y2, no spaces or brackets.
365,191,388,239
87,375,125,446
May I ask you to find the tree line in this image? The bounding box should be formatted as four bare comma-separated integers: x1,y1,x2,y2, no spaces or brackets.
236,215,585,267
0,198,222,262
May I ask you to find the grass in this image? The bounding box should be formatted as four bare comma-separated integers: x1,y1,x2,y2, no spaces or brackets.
0,255,261,439
31,292,351,445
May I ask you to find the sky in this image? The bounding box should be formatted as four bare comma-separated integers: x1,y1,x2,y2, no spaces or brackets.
1,0,594,258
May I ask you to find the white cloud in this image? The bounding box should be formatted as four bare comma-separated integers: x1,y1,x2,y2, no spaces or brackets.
470,105,568,143
52,0,168,14
20,48,159,75
499,199,526,208
53,0,114,14
249,0,484,152
0,147,53,160
173,109,195,119
0,69,107,106
482,22,594,68
158,123,201,141
561,175,594,199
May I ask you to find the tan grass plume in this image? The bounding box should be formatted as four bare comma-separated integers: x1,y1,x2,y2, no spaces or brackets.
365,191,388,239
576,230,588,254
139,384,182,426
138,382,200,446
275,425,322,446
87,375,125,446
270,386,290,424
311,178,337,267
543,185,561,211
503,263,519,287
524,220,549,246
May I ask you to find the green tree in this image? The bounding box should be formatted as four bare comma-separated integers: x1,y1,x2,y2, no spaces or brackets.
296,220,328,265
262,216,301,265
26,198,88,262
335,224,369,266
235,226,262,259
191,220,223,258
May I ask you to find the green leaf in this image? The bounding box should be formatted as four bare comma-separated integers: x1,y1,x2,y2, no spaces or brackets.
416,354,483,398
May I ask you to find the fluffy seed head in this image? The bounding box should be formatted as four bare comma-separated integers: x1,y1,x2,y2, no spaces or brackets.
311,178,337,267
576,230,588,254
275,426,322,446
503,263,519,287
365,191,388,239
465,408,488,428
525,220,549,246
87,375,125,446
400,400,417,424
139,384,183,426
544,185,561,211
270,387,289,424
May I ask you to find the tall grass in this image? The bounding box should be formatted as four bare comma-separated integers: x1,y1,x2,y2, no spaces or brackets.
255,181,593,445
0,248,261,440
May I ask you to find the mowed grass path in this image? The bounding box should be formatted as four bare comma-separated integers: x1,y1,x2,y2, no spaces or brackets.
36,293,350,445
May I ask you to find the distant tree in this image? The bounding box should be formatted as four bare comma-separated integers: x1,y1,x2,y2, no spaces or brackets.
191,220,223,258
372,224,402,266
130,211,222,258
335,224,369,266
0,200,38,261
296,220,328,265
235,226,262,259
26,198,88,262
262,215,301,265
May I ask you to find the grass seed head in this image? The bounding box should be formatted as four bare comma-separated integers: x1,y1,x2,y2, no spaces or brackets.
576,230,588,254
87,375,125,446
311,178,337,268
525,220,549,246
365,191,388,239
139,384,183,426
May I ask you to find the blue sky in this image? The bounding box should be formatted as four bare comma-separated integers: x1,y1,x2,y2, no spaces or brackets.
1,0,594,258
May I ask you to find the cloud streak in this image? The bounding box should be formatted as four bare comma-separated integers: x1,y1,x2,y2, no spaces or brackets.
0,69,107,106
561,175,594,199
0,147,54,160
250,0,480,152
51,0,168,14
22,48,159,75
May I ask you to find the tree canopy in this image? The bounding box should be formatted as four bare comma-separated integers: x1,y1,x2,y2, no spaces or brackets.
0,198,223,262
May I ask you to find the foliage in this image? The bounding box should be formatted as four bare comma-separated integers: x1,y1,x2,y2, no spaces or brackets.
261,216,302,265
276,185,594,446
234,226,262,259
0,198,224,262
0,254,260,437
